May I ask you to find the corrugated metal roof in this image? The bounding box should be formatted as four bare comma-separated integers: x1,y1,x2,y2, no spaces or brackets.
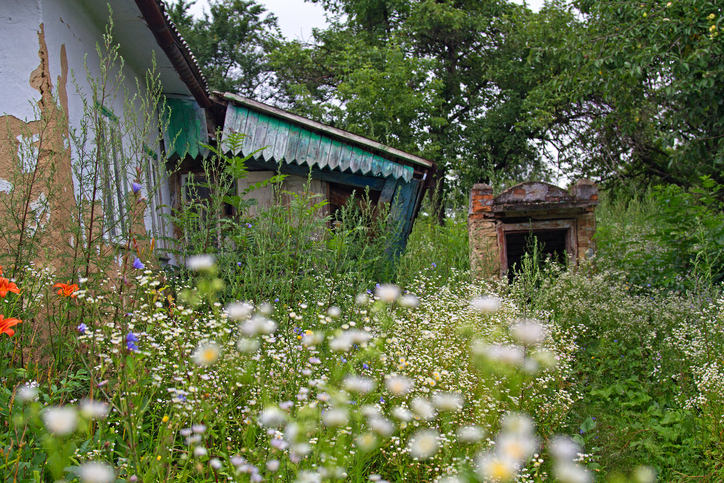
222,101,415,182
163,97,208,159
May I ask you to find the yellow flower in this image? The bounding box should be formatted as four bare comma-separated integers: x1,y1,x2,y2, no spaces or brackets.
162,415,169,423
708,13,716,21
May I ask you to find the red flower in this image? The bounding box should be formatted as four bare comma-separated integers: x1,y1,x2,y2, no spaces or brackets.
0,315,22,337
0,278,20,298
53,282,79,298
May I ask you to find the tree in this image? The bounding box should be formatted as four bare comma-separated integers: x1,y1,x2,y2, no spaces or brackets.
523,0,724,187
272,0,560,211
167,0,281,100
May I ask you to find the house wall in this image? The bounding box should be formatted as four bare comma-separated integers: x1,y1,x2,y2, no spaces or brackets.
0,0,176,273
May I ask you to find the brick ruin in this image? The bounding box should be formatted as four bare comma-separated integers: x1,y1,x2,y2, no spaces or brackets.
468,180,598,278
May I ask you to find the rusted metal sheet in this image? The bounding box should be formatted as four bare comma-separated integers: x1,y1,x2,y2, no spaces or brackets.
222,103,415,182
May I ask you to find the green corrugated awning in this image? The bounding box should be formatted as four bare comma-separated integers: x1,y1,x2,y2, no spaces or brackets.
221,103,414,183
162,97,208,159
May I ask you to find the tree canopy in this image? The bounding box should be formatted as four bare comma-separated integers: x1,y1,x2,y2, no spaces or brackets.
168,0,724,200
167,0,281,100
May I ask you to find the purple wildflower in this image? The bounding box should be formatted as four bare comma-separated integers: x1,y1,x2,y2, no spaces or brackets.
132,182,142,195
77,323,88,334
132,258,145,270
126,332,138,351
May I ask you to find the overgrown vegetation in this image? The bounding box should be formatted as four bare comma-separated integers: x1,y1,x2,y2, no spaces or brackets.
3,8,724,483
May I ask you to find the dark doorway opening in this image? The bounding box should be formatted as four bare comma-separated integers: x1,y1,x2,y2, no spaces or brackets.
506,229,568,277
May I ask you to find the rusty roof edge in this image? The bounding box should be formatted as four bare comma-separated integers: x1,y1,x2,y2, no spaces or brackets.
220,92,434,169
134,0,211,108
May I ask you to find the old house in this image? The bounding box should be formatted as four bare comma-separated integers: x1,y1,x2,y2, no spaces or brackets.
0,0,434,271
164,92,435,251
468,180,598,278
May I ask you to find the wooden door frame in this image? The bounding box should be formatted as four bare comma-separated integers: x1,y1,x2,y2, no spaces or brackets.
496,219,577,276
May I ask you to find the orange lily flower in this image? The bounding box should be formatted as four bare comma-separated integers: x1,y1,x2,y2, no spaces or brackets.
0,278,20,298
54,282,79,298
0,315,21,337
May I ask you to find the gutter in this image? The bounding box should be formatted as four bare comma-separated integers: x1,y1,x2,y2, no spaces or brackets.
134,0,212,108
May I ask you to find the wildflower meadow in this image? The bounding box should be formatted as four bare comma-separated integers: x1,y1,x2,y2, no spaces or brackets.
3,187,724,483
2,22,724,483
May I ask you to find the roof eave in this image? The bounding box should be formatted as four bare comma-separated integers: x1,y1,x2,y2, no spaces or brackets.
134,0,211,108
220,92,434,169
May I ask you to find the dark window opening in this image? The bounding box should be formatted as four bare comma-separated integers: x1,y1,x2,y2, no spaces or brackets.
506,229,567,278
328,182,381,222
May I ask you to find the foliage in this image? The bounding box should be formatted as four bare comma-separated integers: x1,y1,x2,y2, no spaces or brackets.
395,204,469,289
595,180,724,292
524,0,724,186
167,0,281,99
268,0,563,211
530,264,724,481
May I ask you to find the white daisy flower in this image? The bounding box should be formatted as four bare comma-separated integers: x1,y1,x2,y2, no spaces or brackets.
391,406,413,422
457,425,486,443
42,406,78,436
385,375,414,396
410,397,436,421
78,461,115,483
375,284,400,303
227,301,254,320
343,376,377,394
80,399,110,420
432,392,464,412
368,416,395,437
323,408,349,427
192,341,221,366
476,451,519,482
408,429,440,460
554,462,592,483
510,319,545,346
470,296,501,313
186,254,215,271
16,384,38,403
258,407,287,428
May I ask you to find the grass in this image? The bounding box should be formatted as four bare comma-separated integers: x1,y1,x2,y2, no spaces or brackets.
1,190,723,483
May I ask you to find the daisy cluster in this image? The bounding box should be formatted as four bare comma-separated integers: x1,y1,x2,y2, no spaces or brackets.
61,255,592,482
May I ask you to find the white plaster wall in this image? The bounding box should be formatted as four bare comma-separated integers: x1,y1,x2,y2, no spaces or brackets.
0,0,176,246
0,0,43,121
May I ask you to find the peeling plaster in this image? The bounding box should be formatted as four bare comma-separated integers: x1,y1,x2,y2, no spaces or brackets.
16,133,40,172
27,191,50,234
0,178,13,194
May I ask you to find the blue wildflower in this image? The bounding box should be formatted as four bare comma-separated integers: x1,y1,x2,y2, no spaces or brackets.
132,258,144,270
77,323,87,334
126,332,138,351
132,182,142,195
